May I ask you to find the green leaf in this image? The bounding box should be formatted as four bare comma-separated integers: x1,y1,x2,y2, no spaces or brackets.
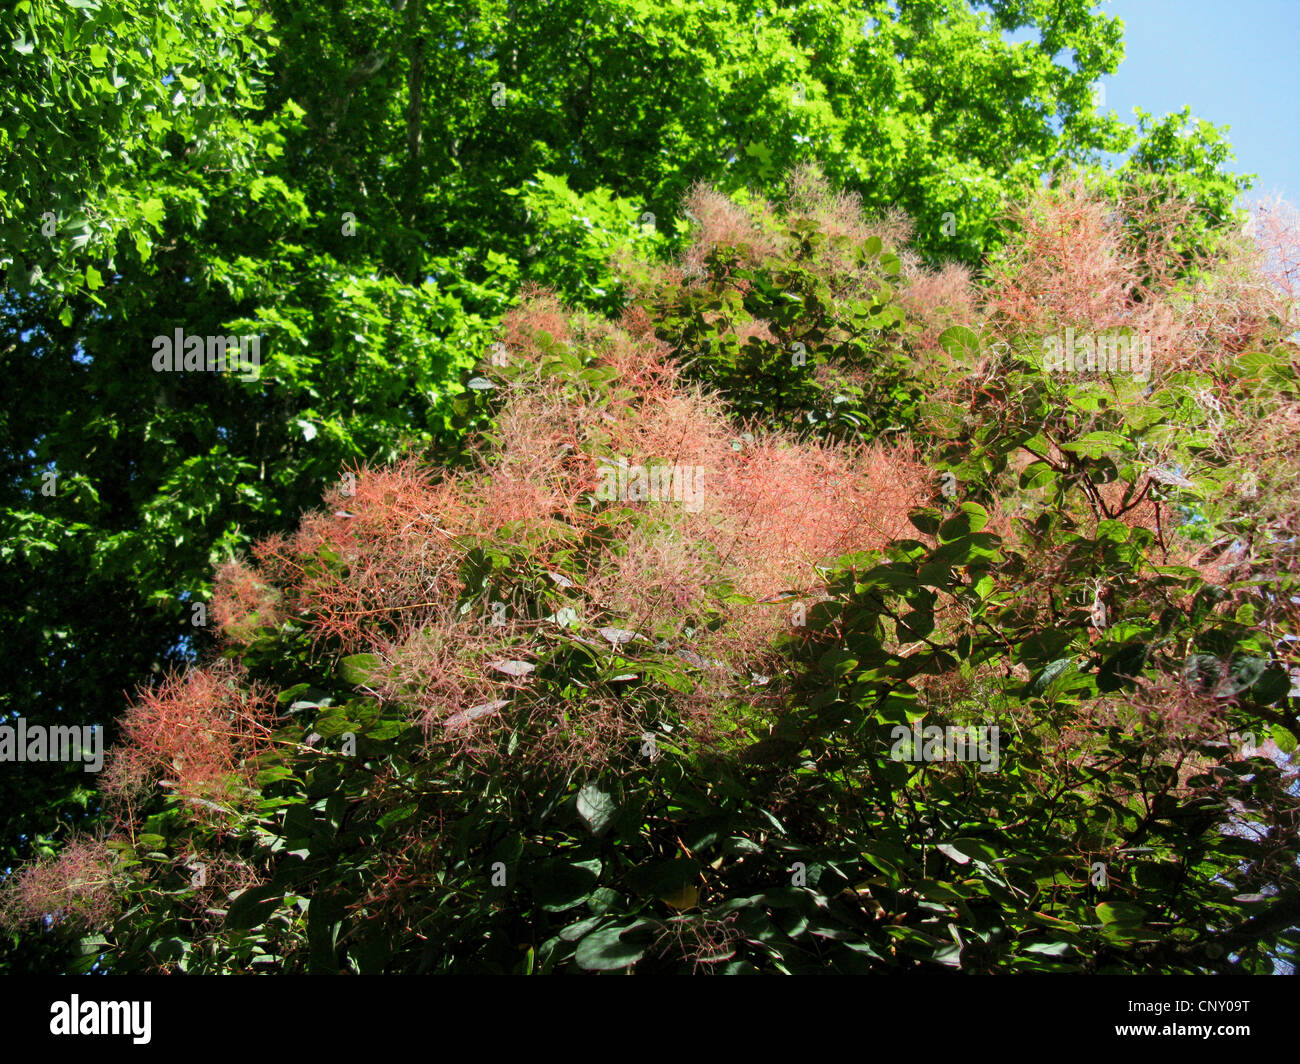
559,915,603,942
937,505,988,542
1098,643,1148,692
1026,656,1080,697
1030,912,1081,933
226,884,283,931
938,325,980,360
573,921,647,971
534,858,602,912
576,783,618,836
1224,655,1268,696
909,507,943,535
1023,941,1074,957
1269,725,1297,754
339,653,382,686
1061,431,1128,459
818,648,858,678
1096,901,1145,927
140,197,166,228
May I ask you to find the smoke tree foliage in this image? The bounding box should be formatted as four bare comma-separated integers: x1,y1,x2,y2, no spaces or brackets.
0,0,1275,973
5,168,1297,974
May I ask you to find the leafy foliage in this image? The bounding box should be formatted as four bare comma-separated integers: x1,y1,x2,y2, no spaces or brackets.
10,178,1298,975
2,0,1279,975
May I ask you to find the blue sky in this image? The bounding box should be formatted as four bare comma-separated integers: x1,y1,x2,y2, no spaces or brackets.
1101,0,1298,205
